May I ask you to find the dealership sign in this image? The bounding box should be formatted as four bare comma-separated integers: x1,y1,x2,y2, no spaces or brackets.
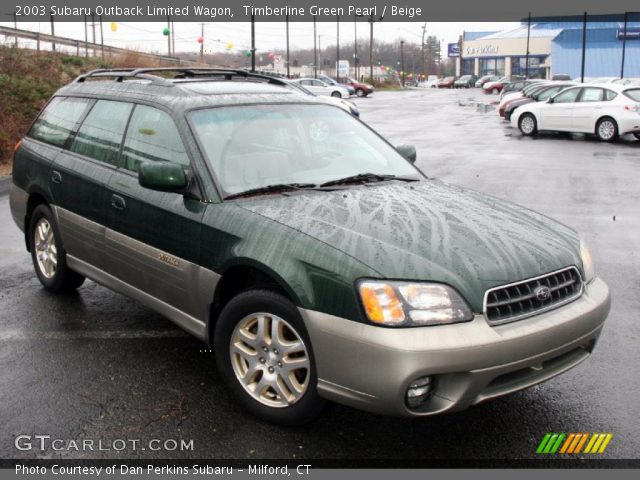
447,43,460,57
617,27,640,39
465,44,500,56
337,60,350,77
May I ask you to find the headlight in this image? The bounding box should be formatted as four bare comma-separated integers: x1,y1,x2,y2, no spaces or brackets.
358,280,473,327
580,240,595,283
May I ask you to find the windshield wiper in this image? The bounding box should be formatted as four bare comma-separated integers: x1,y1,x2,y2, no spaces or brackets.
320,173,419,188
224,183,317,200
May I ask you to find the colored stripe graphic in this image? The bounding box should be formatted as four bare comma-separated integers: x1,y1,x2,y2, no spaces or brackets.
537,433,613,454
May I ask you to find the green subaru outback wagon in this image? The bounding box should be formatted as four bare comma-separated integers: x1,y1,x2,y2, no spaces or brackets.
10,68,610,425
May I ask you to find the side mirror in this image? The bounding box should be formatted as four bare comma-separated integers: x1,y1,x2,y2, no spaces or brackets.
396,144,417,163
138,161,188,192
547,97,554,104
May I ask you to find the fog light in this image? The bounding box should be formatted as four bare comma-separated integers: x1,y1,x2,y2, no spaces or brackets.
406,376,433,409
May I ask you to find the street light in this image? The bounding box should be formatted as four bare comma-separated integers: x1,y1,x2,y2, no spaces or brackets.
400,40,405,86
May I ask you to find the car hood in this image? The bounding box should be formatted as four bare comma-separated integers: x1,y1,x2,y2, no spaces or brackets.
235,180,582,311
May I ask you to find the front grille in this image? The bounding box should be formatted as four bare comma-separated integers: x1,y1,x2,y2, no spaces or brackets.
484,266,583,325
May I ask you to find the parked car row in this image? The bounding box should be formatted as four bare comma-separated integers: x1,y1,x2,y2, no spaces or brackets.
292,76,375,98
504,82,640,142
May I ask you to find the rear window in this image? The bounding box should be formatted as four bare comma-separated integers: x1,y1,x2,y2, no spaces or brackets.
69,100,133,165
624,89,640,101
29,97,92,147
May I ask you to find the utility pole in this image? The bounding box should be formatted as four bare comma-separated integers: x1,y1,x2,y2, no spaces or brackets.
336,16,340,82
171,20,176,57
621,11,628,79
313,16,317,78
525,12,531,78
84,15,88,57
421,23,426,80
13,13,18,47
199,23,206,63
580,12,587,83
99,15,104,58
286,15,290,77
318,35,322,73
50,15,55,52
354,16,358,79
91,13,96,56
369,16,374,82
251,15,256,72
166,16,171,57
400,40,405,86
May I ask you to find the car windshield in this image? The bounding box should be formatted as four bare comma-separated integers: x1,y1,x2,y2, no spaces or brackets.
190,104,420,197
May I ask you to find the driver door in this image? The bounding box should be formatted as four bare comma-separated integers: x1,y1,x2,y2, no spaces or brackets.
104,103,208,319
540,87,581,130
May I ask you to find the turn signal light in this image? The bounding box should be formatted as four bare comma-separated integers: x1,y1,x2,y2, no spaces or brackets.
359,282,405,324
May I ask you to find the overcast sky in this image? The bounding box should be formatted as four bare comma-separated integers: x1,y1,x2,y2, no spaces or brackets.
1,21,519,55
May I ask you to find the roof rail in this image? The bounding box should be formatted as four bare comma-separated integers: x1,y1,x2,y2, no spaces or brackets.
73,67,291,88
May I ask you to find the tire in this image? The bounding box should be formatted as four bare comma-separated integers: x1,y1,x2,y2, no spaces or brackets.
29,204,85,292
331,91,342,98
596,117,618,142
519,113,538,136
633,132,640,140
355,88,365,97
214,289,325,425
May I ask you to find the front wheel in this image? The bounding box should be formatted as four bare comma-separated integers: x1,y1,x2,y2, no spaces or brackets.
355,88,365,97
214,290,325,425
633,132,640,140
519,113,538,136
29,204,85,292
331,91,342,98
596,117,618,142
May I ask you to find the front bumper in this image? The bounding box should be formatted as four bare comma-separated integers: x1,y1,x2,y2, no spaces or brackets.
299,277,610,416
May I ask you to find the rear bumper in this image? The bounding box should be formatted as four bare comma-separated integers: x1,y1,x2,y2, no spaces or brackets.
617,116,640,135
299,277,610,416
9,183,28,233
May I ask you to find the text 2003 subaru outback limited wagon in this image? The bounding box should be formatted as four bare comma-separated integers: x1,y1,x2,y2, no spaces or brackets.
10,68,610,425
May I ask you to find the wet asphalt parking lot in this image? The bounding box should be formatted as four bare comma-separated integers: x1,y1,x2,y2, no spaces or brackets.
0,88,639,462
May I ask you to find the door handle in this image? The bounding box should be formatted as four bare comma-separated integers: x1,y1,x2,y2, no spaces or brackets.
51,170,62,184
111,194,126,211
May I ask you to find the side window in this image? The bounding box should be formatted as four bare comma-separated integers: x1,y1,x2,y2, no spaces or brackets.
121,105,189,173
580,88,604,102
29,97,92,147
553,88,581,103
69,100,133,165
604,89,618,101
299,80,311,86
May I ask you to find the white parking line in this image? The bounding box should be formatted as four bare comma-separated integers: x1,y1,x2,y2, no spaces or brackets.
0,330,191,340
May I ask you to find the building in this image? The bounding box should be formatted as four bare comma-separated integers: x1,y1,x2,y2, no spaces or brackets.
456,14,640,79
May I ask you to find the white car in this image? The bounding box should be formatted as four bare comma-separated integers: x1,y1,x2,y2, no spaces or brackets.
284,79,359,117
511,84,640,142
418,76,439,88
293,78,350,98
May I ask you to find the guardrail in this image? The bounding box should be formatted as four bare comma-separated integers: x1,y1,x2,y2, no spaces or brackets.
0,25,202,67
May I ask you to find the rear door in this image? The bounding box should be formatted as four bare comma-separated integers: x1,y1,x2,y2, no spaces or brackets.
572,87,606,132
51,98,132,270
104,103,208,320
539,87,581,130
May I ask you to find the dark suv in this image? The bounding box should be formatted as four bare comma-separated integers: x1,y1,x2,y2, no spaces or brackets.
10,68,610,425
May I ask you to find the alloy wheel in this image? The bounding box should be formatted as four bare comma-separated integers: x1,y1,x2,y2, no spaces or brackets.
34,218,57,279
520,116,535,134
230,313,310,408
598,120,616,140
